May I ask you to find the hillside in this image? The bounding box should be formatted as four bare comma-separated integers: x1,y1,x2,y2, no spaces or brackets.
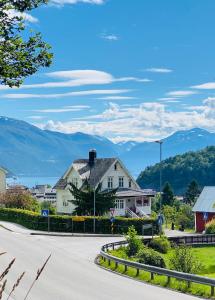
137,146,215,195
0,116,215,177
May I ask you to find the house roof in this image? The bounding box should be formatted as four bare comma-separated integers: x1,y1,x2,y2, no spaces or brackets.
192,186,215,213
116,188,156,198
54,158,117,189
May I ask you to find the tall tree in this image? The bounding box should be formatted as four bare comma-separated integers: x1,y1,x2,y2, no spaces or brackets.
184,180,200,205
162,182,174,206
0,0,53,87
69,182,117,216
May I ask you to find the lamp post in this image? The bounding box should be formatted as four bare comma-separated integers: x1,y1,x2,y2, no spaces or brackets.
93,186,96,233
155,140,163,214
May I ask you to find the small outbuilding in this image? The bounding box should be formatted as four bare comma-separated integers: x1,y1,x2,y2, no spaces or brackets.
192,186,215,232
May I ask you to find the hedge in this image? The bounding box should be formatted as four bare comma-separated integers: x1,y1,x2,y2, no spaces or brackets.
0,208,158,235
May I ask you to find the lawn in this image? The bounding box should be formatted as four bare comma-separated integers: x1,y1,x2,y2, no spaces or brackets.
160,246,215,278
101,245,215,298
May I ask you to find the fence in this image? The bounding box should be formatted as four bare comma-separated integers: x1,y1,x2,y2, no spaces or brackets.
100,236,215,297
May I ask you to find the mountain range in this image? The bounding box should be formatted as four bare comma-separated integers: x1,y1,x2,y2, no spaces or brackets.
0,116,215,177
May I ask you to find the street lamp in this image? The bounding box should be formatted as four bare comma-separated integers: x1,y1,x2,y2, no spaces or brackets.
155,140,163,214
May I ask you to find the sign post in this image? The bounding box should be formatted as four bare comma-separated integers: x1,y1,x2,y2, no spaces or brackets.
41,209,50,232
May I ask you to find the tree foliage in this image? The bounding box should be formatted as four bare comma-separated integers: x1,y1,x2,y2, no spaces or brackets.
184,180,200,205
0,0,52,87
0,187,39,211
137,146,214,195
162,182,174,206
69,182,117,216
170,245,202,274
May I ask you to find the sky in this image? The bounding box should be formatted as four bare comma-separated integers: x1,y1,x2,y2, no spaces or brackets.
1,0,215,142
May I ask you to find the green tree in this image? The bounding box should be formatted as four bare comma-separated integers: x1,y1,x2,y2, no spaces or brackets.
69,182,117,216
0,0,52,87
170,245,202,274
163,205,177,226
184,180,200,205
0,187,40,212
40,200,56,215
162,182,174,206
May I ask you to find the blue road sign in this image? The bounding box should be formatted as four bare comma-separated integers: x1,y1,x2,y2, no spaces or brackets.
41,209,49,217
203,212,208,221
110,217,115,223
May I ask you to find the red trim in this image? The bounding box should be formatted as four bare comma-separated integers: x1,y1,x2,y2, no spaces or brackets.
195,212,215,232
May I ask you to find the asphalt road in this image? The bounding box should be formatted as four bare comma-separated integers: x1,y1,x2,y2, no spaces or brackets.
0,227,197,300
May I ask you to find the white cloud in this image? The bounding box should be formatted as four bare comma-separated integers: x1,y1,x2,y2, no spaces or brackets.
192,82,215,90
0,70,151,91
166,90,198,97
100,33,119,41
99,96,136,100
27,116,46,120
35,100,215,142
34,105,90,113
145,68,173,73
2,89,131,99
7,9,38,23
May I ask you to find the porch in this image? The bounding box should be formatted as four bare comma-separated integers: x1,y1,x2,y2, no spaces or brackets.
114,188,156,217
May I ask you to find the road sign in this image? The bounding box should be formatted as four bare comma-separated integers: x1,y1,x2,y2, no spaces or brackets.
203,212,208,221
41,209,49,217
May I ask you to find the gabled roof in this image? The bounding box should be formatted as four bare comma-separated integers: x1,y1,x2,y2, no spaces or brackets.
192,186,215,213
54,158,117,189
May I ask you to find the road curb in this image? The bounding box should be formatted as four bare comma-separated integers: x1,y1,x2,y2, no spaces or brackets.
30,232,123,237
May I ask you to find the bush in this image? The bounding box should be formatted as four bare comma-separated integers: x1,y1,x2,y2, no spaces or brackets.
125,226,142,256
148,236,171,254
170,245,202,274
0,208,158,234
205,219,215,234
137,246,166,268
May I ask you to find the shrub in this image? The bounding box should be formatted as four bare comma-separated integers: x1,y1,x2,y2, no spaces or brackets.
0,208,158,234
148,236,171,254
125,226,142,256
170,245,202,274
137,246,166,268
205,218,215,234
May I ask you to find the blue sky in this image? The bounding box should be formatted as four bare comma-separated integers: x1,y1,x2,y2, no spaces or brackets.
1,0,215,142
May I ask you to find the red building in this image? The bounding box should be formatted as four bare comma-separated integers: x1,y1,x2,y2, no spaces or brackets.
193,186,215,233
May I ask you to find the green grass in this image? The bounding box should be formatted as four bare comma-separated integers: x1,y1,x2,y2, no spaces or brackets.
100,245,215,298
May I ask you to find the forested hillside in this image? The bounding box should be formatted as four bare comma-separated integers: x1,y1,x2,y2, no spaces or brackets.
137,146,215,195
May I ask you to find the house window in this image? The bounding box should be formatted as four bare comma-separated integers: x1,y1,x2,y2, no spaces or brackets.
108,177,113,188
119,176,124,188
143,199,149,206
63,200,69,207
129,180,132,188
72,178,78,187
115,199,124,209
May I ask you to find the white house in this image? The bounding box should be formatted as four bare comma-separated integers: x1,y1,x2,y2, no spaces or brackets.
0,167,7,194
54,150,155,217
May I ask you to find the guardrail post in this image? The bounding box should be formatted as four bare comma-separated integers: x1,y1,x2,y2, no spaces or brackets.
211,286,214,297
150,272,154,281
167,276,171,285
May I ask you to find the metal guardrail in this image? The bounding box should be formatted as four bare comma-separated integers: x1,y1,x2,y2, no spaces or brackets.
100,238,215,297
